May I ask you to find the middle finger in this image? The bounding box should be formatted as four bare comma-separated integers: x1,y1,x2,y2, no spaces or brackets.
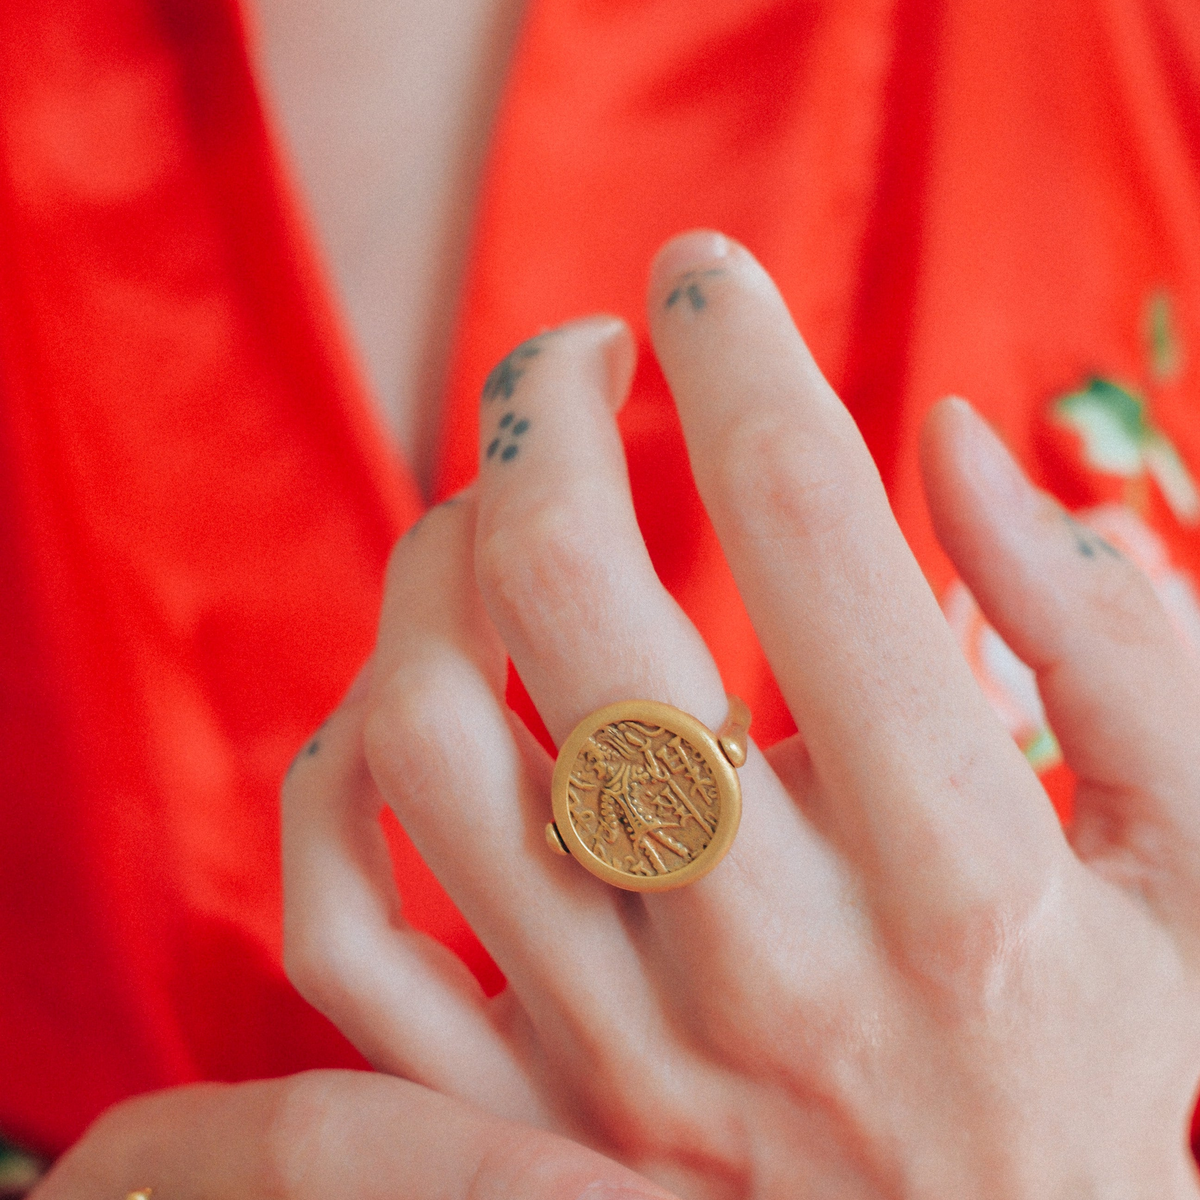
646,232,1063,917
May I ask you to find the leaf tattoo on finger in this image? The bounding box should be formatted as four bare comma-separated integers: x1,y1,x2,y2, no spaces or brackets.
664,268,729,313
1064,514,1122,560
482,337,544,404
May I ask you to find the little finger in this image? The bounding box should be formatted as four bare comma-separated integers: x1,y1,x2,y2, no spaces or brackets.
281,661,536,1118
922,397,1200,929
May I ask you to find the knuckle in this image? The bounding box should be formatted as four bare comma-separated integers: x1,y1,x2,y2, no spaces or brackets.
765,977,885,1106
700,972,813,1064
679,945,874,1103
362,651,510,835
262,1072,341,1198
897,878,1059,1021
281,921,343,1019
362,658,471,800
282,918,395,1060
1084,558,1168,650
465,1132,583,1200
906,903,1011,1006
476,501,615,648
282,917,368,1027
282,868,386,1026
712,413,870,549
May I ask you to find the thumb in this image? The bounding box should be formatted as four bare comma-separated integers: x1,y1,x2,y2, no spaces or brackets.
32,1072,680,1200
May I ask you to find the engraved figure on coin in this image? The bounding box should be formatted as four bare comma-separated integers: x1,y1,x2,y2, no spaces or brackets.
565,720,721,877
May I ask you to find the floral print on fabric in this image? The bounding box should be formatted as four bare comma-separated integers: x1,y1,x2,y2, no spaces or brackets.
1052,378,1199,526
0,1136,45,1197
943,579,1061,771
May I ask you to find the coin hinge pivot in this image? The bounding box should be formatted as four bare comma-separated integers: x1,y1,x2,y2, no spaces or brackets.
717,695,751,767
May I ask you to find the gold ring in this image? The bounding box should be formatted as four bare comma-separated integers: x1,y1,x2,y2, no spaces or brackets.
546,696,750,891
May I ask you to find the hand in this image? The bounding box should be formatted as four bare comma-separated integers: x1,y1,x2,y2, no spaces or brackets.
283,231,1200,1198
29,1070,669,1200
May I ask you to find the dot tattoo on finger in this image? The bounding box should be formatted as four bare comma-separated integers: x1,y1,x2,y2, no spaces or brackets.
403,494,462,540
487,410,531,463
285,726,325,777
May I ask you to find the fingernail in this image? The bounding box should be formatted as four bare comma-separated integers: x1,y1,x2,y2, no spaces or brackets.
650,228,732,288
559,314,636,412
602,322,637,412
948,397,1041,517
558,313,626,350
945,396,1060,532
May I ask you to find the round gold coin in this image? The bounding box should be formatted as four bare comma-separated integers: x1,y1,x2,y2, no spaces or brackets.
549,698,744,891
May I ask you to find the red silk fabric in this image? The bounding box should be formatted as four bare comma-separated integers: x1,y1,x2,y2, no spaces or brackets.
0,0,452,1150
2,0,1200,1156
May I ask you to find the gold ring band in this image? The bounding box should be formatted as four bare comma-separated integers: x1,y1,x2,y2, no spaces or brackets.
547,696,750,891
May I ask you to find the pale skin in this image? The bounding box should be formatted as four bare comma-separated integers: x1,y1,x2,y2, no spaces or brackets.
30,1071,669,1200
276,233,1200,1199
26,1,1200,1189
34,232,1200,1197
249,0,523,489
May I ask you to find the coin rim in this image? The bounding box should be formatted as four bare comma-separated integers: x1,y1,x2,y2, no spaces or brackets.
550,699,742,892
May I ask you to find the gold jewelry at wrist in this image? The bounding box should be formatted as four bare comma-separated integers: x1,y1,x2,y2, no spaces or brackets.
547,696,749,891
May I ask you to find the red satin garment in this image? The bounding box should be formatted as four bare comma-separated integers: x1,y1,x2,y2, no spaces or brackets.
0,0,465,1151
2,0,1200,1159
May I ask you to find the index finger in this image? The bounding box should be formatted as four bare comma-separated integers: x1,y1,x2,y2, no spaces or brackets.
647,232,1061,899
